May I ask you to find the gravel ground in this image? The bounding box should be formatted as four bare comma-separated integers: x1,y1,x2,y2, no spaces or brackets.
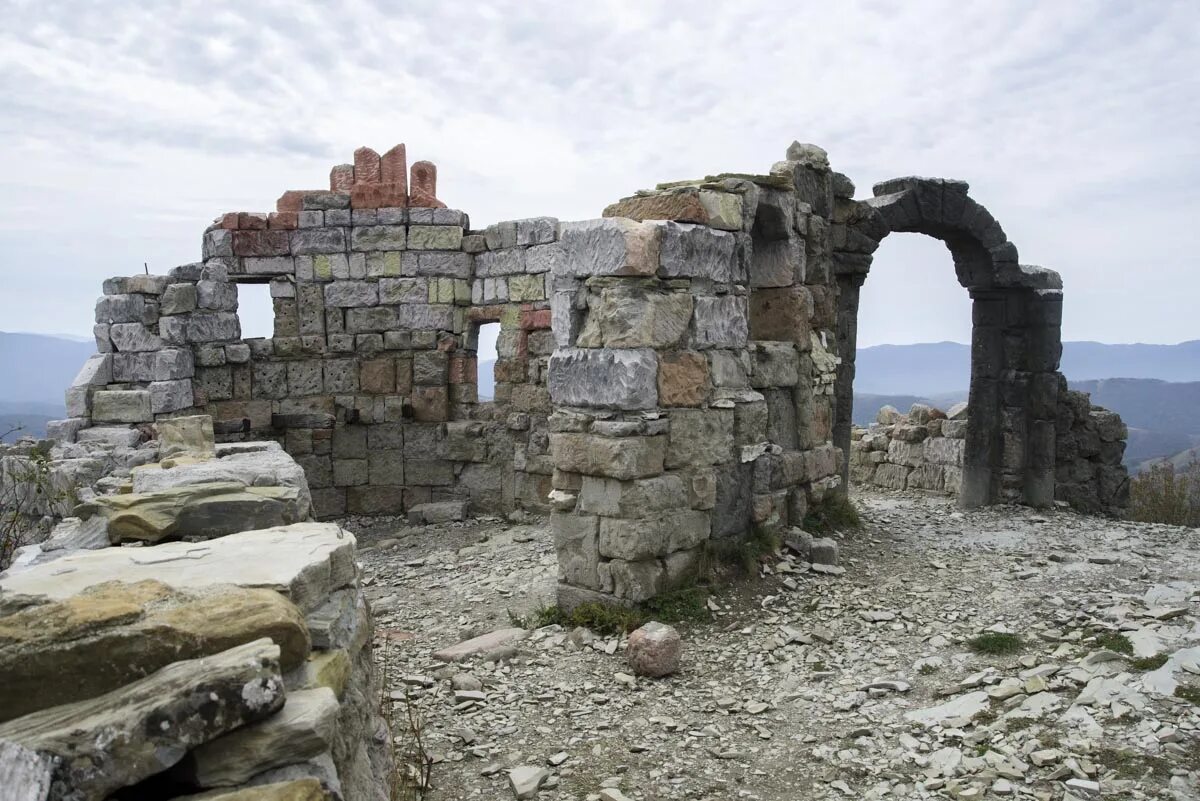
346,489,1200,801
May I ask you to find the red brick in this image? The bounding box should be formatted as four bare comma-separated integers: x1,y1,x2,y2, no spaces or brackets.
268,211,298,230
276,190,322,213
354,146,381,184
218,212,239,230
329,164,355,192
448,355,475,384
409,160,445,208
350,182,408,210
381,144,408,190
237,212,268,230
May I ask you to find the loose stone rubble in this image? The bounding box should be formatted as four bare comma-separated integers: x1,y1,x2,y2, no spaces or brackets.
352,489,1198,801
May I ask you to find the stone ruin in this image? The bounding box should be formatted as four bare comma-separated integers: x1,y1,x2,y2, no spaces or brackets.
53,139,1129,610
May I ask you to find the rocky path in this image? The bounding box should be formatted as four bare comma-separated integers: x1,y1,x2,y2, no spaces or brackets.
349,491,1200,801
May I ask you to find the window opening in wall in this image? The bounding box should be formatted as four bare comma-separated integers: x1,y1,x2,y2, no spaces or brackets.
475,322,501,401
236,282,274,339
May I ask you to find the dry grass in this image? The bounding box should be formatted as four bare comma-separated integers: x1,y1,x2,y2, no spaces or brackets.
1129,458,1200,527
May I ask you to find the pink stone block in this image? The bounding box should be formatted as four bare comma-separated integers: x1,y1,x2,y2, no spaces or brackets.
353,146,381,184
329,164,355,192
381,144,408,191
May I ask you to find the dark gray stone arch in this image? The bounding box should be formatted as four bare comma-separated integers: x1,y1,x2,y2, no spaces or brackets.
832,176,1064,507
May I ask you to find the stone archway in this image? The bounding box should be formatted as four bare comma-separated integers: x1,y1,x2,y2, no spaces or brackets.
832,177,1064,507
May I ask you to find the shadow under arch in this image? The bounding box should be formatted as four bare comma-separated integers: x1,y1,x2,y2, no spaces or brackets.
833,177,1064,508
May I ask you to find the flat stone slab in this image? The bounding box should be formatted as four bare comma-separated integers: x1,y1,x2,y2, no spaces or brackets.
0,639,284,801
0,579,310,723
0,523,356,613
432,627,528,662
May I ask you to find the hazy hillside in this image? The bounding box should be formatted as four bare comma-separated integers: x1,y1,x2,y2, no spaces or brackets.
854,340,1200,395
0,332,94,404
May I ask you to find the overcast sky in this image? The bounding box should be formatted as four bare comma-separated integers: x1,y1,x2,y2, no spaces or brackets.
1,1,1196,351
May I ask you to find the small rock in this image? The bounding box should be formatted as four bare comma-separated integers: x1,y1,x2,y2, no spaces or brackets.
451,673,482,692
810,537,839,565
626,621,682,678
508,765,550,799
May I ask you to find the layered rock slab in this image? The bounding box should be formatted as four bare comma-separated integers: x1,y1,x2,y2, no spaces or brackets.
0,579,309,723
0,639,285,801
0,522,356,613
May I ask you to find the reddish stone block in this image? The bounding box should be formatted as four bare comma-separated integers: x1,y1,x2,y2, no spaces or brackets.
360,358,396,394
448,355,475,384
749,286,813,343
515,330,529,360
494,358,527,384
350,182,408,210
237,212,268,230
519,309,551,330
268,211,298,230
409,160,445,208
233,229,292,257
354,146,381,184
218,212,239,230
381,144,408,191
657,351,710,407
329,164,355,192
468,306,505,322
411,386,448,422
276,190,321,213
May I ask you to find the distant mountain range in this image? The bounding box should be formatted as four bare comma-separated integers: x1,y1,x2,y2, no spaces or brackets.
854,340,1200,395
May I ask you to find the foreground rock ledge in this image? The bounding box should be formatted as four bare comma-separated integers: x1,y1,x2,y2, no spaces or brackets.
0,639,285,801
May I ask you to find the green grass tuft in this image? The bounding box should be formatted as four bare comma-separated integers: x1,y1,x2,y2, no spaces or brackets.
802,493,862,533
508,587,711,637
1094,632,1134,655
1175,686,1200,706
967,632,1024,655
1130,653,1169,671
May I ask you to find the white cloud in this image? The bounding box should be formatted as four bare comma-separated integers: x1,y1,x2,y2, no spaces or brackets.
0,0,1196,348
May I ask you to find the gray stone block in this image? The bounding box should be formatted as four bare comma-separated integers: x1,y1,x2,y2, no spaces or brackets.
658,221,736,281
548,348,658,410
323,281,378,307
290,228,346,255
691,296,748,349
417,252,472,279
160,284,198,315
149,379,194,414
350,225,407,252
379,277,427,304
92,390,153,423
516,216,558,245
108,322,164,352
395,305,454,330
196,280,238,311
559,218,660,277
72,353,113,387
95,294,145,324
242,256,295,276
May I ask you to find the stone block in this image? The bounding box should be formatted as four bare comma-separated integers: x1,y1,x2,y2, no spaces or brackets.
396,305,455,330
924,436,965,466
749,286,813,342
242,256,296,276
72,353,113,387
333,459,368,487
666,408,734,468
606,558,664,602
658,221,736,281
95,293,145,324
92,390,152,423
197,279,238,311
558,218,661,277
346,306,399,332
149,379,194,414
323,280,377,307
290,228,346,255
657,351,709,407
252,362,289,399
368,449,405,485
526,242,563,274
576,284,692,349
751,342,800,387
108,322,163,352
417,252,472,278
598,509,708,561
286,361,323,396
411,386,449,421
413,350,449,385
407,225,463,250
577,474,687,517
323,360,358,393
160,284,198,315
552,512,601,589
345,485,404,515
550,433,665,480
691,295,748,349
548,348,658,410
358,358,396,394
233,229,291,257
350,225,407,252
604,188,742,231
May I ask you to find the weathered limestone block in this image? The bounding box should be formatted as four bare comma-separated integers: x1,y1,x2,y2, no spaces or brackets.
175,687,338,788
691,296,748,349
577,474,688,517
924,436,965,466
91,389,152,423
95,293,146,324
548,348,658,410
658,221,736,281
552,512,601,589
79,481,303,544
131,441,312,518
103,274,171,296
161,283,199,315
0,639,285,801
750,342,800,387
72,353,112,387
407,225,462,250
350,225,407,252
323,281,378,307
550,433,665,480
748,286,812,342
0,523,354,613
0,581,309,723
598,510,709,560
873,462,909,490
657,350,710,407
150,378,195,414
108,321,164,352
576,284,693,349
559,218,661,277
604,188,742,231
887,439,925,468
666,409,734,469
160,312,241,344
907,463,945,491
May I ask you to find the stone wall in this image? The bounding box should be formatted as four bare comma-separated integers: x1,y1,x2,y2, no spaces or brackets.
851,398,1129,516
63,143,555,519
547,146,843,607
